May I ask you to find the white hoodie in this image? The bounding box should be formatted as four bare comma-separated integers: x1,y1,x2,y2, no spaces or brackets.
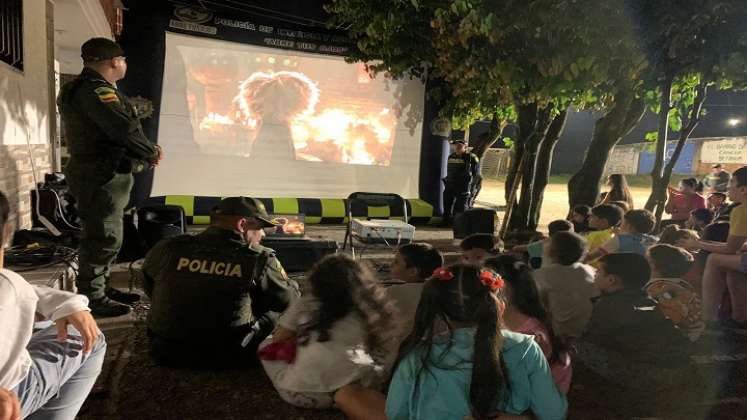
0,268,89,389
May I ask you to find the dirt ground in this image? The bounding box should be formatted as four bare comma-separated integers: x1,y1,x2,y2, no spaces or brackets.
476,179,655,231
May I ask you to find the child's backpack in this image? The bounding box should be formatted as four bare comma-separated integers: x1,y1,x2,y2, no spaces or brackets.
644,279,704,341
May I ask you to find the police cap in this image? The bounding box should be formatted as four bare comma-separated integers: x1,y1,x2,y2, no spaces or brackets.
212,197,278,228
81,38,125,62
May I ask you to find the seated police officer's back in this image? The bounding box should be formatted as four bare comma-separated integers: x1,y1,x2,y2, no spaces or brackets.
141,197,300,368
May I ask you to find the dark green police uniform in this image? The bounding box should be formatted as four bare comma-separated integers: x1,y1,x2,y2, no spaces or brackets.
57,67,157,301
442,150,480,219
141,226,300,368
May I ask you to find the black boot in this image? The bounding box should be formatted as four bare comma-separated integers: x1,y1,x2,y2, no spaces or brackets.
106,287,141,304
89,297,132,318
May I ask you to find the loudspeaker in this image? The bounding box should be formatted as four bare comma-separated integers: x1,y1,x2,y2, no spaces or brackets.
137,205,186,250
453,208,498,239
260,237,338,272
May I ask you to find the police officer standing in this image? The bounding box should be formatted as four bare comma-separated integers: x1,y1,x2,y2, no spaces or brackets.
58,38,163,317
442,139,480,223
141,197,300,368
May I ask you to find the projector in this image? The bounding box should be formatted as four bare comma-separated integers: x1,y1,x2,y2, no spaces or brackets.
351,219,415,244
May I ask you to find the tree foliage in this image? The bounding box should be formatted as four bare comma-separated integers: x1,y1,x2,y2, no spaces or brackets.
630,0,747,222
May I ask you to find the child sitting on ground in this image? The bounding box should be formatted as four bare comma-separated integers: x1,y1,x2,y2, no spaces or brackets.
583,204,624,264
386,264,567,420
485,255,573,393
460,233,502,265
584,209,657,263
570,205,591,233
387,243,443,340
514,219,573,269
680,166,747,329
644,244,704,341
575,253,691,394
533,231,598,339
658,225,698,248
687,208,714,234
258,254,397,414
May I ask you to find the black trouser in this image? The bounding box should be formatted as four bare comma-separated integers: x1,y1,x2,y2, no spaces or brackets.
147,314,277,369
443,182,470,219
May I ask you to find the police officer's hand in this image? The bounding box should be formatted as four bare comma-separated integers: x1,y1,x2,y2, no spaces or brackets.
0,388,20,420
55,310,100,353
151,145,164,166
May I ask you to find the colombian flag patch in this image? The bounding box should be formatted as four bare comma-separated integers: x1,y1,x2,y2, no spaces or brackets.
94,86,119,103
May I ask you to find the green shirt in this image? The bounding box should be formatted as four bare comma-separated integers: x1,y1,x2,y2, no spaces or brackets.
142,227,300,343
57,67,157,176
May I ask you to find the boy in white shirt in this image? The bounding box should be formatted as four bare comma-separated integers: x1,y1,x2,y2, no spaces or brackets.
0,191,106,420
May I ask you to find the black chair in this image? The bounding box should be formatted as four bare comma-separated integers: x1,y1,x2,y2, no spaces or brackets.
136,205,187,250
342,192,409,258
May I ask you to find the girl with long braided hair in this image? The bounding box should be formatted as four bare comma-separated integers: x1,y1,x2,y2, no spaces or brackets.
386,264,567,420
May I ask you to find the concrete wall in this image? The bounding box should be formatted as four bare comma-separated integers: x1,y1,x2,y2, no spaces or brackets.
0,0,54,230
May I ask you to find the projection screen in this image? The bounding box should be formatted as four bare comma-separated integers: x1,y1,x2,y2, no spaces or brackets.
152,32,425,198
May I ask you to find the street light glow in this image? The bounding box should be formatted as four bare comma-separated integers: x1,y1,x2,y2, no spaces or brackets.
727,118,741,127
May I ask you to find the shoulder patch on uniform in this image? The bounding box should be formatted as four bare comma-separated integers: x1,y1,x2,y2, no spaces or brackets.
94,86,119,103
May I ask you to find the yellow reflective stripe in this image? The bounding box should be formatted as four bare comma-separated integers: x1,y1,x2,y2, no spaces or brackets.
272,198,298,215
165,195,194,217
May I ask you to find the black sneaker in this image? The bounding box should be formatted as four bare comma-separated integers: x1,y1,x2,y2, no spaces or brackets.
105,287,141,305
90,297,132,318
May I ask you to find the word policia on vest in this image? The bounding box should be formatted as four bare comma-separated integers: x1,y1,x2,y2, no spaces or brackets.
176,258,243,277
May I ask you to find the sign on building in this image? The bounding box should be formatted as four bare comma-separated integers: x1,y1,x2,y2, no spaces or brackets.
638,142,696,175
700,138,747,164
604,145,639,175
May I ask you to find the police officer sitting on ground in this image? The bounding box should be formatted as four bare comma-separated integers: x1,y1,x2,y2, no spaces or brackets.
442,139,480,224
141,197,300,368
58,38,163,317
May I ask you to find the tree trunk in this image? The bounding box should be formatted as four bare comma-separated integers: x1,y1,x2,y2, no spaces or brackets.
471,114,506,159
567,89,646,211
509,104,552,232
528,109,568,231
504,103,536,221
653,81,708,228
645,77,673,213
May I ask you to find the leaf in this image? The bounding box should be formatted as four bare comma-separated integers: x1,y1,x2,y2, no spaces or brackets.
645,131,658,142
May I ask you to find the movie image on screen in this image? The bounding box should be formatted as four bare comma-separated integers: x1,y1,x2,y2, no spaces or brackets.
183,45,400,165
154,32,424,198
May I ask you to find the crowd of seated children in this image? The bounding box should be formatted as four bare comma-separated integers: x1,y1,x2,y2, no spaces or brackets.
644,244,704,341
485,255,573,393
570,205,591,234
584,209,656,263
386,264,567,420
258,254,397,413
574,253,692,392
681,166,747,330
583,204,623,265
606,200,630,214
460,233,502,265
687,208,714,234
533,231,598,339
663,178,707,229
386,243,443,341
514,220,573,269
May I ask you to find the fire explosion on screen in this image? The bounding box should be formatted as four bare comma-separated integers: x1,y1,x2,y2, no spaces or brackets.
186,52,397,166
